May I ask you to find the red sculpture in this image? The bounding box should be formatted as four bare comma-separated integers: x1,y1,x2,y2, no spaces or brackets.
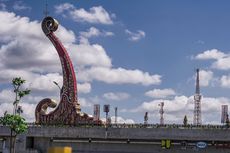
35,17,94,125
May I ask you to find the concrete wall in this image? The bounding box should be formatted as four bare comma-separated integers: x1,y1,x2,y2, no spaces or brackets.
1,125,230,153
25,125,230,141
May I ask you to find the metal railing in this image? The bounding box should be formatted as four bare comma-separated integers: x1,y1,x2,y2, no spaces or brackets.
18,122,229,130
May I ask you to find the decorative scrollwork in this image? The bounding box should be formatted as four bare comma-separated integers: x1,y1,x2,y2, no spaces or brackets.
41,16,59,35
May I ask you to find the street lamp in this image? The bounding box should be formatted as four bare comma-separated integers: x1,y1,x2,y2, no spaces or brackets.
53,81,61,90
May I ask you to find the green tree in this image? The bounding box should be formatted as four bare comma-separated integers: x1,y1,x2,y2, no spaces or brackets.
183,115,188,127
12,77,30,115
0,114,28,153
0,77,30,153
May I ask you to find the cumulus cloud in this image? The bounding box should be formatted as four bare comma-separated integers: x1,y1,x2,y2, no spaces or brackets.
0,89,14,103
78,82,91,94
0,11,160,87
78,67,161,86
126,95,230,124
145,88,176,99
55,3,114,25
212,57,230,70
193,49,230,89
220,75,230,88
0,88,47,122
68,43,112,68
0,102,36,122
125,29,145,41
194,49,230,70
103,92,130,101
80,27,114,38
78,98,93,107
199,70,214,87
25,73,62,92
195,49,226,60
110,116,135,124
79,27,114,44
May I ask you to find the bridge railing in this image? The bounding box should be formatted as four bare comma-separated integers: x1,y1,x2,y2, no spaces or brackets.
17,122,228,130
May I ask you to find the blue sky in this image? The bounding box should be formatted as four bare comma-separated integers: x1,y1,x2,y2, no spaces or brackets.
0,0,230,124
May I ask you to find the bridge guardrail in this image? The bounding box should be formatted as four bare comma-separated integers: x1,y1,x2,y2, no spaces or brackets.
1,123,224,130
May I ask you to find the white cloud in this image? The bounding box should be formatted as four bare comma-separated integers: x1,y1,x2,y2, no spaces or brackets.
78,82,91,94
125,29,145,41
220,75,230,88
199,70,213,87
80,27,114,38
145,88,176,99
78,98,93,108
212,56,230,70
127,95,230,124
69,43,112,68
194,49,230,70
110,116,135,124
78,67,161,86
195,49,226,60
0,70,90,94
0,103,13,116
13,1,31,11
55,3,114,25
0,11,160,87
0,89,14,103
55,3,74,14
103,92,130,101
79,27,114,44
26,73,62,92
0,102,36,122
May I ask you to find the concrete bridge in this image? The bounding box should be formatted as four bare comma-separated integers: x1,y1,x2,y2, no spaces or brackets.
1,124,230,153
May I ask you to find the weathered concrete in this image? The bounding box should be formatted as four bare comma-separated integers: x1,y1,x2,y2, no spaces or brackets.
1,125,230,153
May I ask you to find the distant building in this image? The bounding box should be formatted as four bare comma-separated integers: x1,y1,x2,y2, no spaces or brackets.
221,105,228,124
93,104,100,121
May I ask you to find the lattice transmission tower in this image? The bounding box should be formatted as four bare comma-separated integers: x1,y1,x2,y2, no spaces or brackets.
193,69,202,125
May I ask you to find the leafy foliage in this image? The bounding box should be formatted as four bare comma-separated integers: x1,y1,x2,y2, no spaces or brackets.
12,77,30,98
0,114,28,134
12,77,30,114
0,77,30,153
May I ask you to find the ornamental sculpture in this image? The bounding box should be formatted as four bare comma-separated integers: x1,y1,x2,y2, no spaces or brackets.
35,16,94,125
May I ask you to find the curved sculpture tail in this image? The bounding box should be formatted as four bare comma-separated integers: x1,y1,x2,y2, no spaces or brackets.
35,16,94,125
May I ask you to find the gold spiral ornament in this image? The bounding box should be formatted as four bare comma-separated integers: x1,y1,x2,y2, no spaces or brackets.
41,16,59,35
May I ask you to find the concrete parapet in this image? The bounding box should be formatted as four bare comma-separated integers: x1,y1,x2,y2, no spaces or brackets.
1,124,230,153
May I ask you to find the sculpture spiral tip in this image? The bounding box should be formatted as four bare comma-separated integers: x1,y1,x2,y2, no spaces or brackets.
41,16,59,35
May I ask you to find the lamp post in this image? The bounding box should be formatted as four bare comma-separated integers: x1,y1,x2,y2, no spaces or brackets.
103,105,110,125
53,81,61,90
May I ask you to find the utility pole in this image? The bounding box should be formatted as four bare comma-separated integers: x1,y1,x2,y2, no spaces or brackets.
159,102,164,125
103,105,110,125
114,107,118,124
